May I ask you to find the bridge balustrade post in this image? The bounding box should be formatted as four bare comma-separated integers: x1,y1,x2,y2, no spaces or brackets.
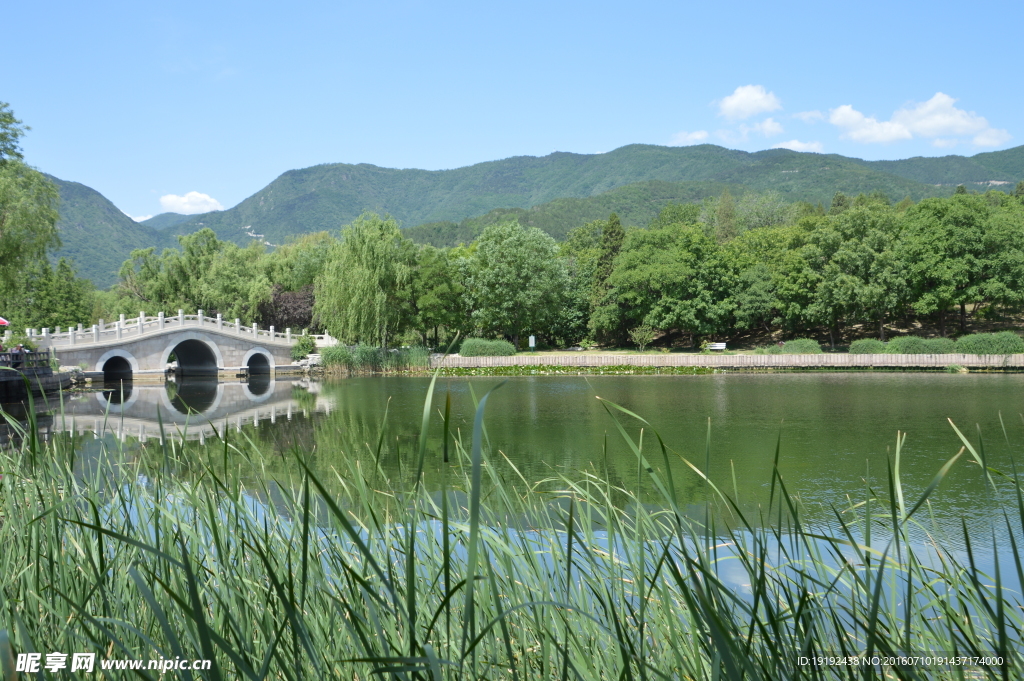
235,319,241,334
178,309,184,326
252,323,257,337
70,329,76,346
116,320,122,339
139,313,144,335
159,312,165,329
198,309,204,326
77,323,83,333
217,313,223,330
286,328,291,342
92,325,99,342
270,326,275,338
42,328,49,343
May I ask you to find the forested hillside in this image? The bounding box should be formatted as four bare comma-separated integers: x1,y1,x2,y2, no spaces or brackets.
43,143,1024,286
47,176,175,288
164,145,966,247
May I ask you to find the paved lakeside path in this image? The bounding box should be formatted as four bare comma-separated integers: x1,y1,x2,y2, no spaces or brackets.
430,353,1024,369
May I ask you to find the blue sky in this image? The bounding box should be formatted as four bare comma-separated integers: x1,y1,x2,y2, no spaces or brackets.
5,0,1020,219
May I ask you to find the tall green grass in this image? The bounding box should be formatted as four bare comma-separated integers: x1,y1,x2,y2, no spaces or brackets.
0,379,1022,679
321,344,431,373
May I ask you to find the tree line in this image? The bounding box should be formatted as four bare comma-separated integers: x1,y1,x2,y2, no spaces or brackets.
89,185,1024,350
5,102,1024,349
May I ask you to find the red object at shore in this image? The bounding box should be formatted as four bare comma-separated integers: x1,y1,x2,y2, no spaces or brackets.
0,317,8,325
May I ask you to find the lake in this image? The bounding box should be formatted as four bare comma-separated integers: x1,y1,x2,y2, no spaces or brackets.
16,371,1019,536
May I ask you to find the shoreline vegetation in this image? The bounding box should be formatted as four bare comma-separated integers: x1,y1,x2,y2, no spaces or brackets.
0,380,1021,678
304,332,1024,377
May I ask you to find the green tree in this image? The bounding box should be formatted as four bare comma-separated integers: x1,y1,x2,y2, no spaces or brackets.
409,245,470,346
715,189,738,241
0,102,28,163
901,195,990,335
4,258,93,332
314,213,416,346
805,205,906,343
0,103,60,292
595,213,624,289
828,191,850,215
596,222,733,343
466,221,568,349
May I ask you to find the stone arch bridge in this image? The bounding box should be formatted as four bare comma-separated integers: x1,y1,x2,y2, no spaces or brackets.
29,311,333,380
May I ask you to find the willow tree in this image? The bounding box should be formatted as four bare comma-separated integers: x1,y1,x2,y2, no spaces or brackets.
314,213,416,346
0,102,60,292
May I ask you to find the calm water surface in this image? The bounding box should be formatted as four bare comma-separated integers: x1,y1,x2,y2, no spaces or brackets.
14,372,1024,538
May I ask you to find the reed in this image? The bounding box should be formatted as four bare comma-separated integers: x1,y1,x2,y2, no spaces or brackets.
0,378,1021,680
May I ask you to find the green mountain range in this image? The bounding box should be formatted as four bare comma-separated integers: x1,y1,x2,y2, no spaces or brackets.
46,176,176,288
141,212,192,230
47,143,1024,286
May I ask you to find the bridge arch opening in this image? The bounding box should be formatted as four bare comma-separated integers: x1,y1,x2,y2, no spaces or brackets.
246,352,271,375
102,355,133,381
171,339,219,376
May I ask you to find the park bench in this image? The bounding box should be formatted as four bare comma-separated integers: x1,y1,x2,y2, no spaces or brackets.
707,342,727,351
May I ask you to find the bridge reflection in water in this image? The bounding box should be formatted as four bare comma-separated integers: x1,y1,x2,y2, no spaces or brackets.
37,378,335,445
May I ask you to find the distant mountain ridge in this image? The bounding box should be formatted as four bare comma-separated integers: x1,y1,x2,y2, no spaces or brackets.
162,144,1024,247
45,143,1024,286
46,176,176,288
141,212,191,230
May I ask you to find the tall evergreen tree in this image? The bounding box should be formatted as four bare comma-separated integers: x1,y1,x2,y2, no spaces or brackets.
828,191,850,215
715,189,737,242
595,213,624,287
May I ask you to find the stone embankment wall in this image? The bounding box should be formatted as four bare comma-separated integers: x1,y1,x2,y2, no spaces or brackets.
430,353,1024,369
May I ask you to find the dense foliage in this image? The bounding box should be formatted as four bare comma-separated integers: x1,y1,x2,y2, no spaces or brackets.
17,188,1024,354
290,334,317,360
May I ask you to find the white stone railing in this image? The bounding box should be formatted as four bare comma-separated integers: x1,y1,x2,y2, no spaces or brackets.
22,310,337,349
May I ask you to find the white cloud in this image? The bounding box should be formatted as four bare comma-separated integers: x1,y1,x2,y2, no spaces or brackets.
669,130,709,146
793,110,824,123
972,127,1012,147
829,93,1011,147
772,140,824,153
829,105,912,143
717,85,782,120
123,211,153,222
893,93,987,137
745,117,784,137
159,191,224,214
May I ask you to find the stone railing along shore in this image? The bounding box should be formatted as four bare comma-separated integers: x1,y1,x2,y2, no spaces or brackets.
431,353,1024,369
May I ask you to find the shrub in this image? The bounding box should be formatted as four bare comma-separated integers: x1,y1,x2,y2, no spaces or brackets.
460,338,516,357
781,338,822,354
923,337,956,354
885,336,929,354
291,334,317,361
955,331,1024,355
628,324,656,352
849,338,885,354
